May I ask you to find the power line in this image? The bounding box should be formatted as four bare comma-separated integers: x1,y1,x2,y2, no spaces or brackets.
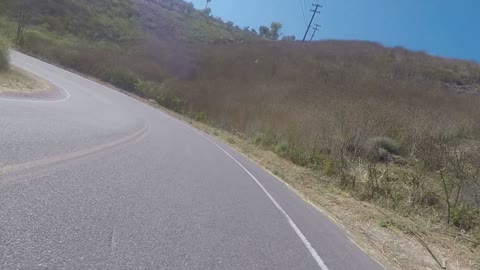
299,0,308,26
302,3,322,41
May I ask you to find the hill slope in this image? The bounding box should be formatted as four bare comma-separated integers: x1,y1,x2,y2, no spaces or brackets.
0,0,257,85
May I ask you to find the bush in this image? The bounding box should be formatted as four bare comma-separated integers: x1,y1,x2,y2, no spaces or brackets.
194,112,207,122
364,137,400,162
0,35,10,70
450,205,480,231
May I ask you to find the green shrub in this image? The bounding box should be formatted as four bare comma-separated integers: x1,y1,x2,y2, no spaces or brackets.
364,137,400,162
154,92,183,113
101,69,138,92
194,112,207,122
321,157,337,176
0,35,10,70
450,205,480,231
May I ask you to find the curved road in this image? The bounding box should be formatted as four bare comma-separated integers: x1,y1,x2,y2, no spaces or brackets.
0,52,383,270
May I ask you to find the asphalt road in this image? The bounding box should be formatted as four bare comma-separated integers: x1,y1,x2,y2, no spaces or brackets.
0,52,384,270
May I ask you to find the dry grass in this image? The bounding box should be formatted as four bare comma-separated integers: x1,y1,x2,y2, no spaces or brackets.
0,67,47,94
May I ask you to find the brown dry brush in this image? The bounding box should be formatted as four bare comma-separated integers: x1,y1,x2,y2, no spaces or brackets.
167,42,480,231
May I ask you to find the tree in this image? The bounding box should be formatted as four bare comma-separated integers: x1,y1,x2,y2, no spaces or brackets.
259,23,283,40
186,2,194,15
203,7,212,16
204,0,212,10
226,21,234,30
268,22,282,40
281,35,296,41
251,29,258,35
259,26,269,38
16,0,32,45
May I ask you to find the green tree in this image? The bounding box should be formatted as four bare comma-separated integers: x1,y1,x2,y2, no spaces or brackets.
186,2,194,15
204,0,212,10
203,7,212,16
15,0,33,45
259,23,283,40
259,26,269,38
268,22,282,40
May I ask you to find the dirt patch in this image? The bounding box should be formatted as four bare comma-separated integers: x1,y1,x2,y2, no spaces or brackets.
0,67,62,99
0,67,47,92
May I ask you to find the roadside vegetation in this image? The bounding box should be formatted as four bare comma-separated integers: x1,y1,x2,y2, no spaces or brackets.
0,32,47,94
1,0,479,268
0,34,10,70
175,41,480,233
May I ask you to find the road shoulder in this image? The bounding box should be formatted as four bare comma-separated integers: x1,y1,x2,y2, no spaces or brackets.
0,66,59,99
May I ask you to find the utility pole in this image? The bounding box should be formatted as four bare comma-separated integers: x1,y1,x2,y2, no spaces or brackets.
309,24,321,41
302,3,322,41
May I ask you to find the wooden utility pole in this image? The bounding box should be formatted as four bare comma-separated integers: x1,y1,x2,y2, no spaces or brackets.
302,3,321,41
309,24,321,41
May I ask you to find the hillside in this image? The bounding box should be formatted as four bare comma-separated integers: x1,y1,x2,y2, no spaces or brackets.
1,1,480,268
0,0,255,43
0,0,257,86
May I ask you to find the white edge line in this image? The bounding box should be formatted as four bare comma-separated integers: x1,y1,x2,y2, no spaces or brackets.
0,83,71,103
153,110,330,270
187,126,330,270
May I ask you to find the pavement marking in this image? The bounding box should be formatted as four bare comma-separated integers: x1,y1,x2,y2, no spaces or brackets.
188,128,330,270
0,78,71,103
0,123,149,177
146,108,330,269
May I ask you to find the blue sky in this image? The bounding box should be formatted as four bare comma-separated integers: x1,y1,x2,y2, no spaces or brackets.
189,0,479,61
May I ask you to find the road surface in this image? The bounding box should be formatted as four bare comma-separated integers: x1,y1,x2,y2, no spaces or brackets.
0,52,383,270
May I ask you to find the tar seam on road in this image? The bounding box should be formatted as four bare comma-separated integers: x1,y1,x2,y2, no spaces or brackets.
0,123,149,178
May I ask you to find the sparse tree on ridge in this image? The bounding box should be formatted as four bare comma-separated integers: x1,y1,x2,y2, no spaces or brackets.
186,2,194,15
269,22,282,40
16,0,32,45
259,26,269,38
259,22,283,40
203,7,212,16
204,0,212,10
